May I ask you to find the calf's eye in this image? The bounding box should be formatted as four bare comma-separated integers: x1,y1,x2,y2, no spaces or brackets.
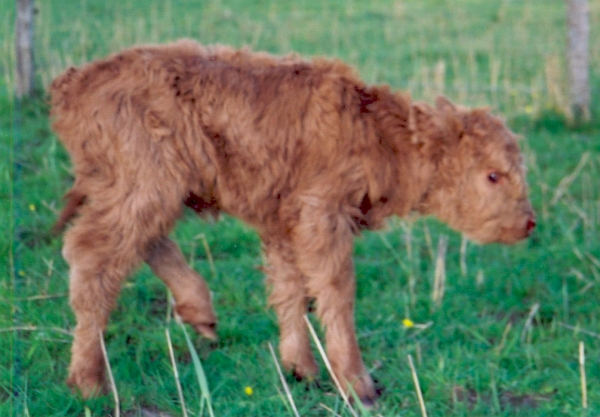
488,172,498,183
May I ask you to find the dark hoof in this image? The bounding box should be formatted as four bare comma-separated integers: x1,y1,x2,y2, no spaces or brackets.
355,389,380,408
353,377,383,407
292,370,323,392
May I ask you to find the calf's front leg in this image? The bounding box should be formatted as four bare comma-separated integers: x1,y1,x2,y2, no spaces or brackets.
263,237,319,381
290,199,377,404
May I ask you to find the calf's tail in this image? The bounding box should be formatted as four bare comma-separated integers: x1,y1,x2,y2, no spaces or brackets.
52,188,86,235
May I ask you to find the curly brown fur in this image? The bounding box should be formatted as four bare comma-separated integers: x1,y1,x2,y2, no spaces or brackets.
50,39,535,403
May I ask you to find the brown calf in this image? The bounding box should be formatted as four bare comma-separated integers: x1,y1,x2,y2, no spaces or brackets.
50,40,535,404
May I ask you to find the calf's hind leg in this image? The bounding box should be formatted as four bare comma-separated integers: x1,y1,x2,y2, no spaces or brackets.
63,213,147,397
146,237,217,340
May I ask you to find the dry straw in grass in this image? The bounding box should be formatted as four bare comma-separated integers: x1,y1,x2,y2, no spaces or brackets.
400,221,417,307
319,404,337,416
407,354,428,417
460,235,468,278
569,267,595,294
579,341,587,410
520,302,540,343
422,223,435,262
558,322,600,340
494,322,513,355
432,235,448,308
0,325,72,336
544,54,571,121
99,330,120,417
476,269,485,288
550,152,590,206
304,315,358,417
166,329,188,417
379,234,410,274
195,233,217,279
268,342,300,417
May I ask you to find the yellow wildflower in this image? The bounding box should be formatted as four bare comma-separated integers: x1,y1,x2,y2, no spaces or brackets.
29,204,36,212
244,386,253,396
402,318,415,328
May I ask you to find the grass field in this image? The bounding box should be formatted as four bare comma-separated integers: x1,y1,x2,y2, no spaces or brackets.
2,0,600,415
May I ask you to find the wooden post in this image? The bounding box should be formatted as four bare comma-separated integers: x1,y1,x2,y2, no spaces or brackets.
567,0,590,123
15,0,35,98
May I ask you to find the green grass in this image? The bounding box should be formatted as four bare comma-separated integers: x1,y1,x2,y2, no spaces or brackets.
2,0,600,415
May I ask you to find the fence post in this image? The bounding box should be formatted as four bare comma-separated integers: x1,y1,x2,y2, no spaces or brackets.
15,0,35,99
567,0,590,123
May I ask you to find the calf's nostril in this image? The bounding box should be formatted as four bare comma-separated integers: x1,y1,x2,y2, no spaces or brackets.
526,218,536,234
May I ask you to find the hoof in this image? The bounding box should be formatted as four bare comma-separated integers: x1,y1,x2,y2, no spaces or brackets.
66,372,106,399
347,373,381,407
193,322,218,341
288,358,319,384
293,369,319,384
356,384,383,408
175,303,218,340
359,396,376,408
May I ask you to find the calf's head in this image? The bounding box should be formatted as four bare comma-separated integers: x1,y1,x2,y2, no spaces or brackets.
413,97,535,244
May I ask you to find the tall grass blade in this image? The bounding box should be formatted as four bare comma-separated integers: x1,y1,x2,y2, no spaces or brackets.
178,322,215,417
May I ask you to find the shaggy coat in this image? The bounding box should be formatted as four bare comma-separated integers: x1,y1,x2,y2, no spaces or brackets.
50,40,535,403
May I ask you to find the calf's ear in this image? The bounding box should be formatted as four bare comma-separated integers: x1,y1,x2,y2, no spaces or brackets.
408,102,434,145
435,96,458,113
436,96,465,141
410,99,464,148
